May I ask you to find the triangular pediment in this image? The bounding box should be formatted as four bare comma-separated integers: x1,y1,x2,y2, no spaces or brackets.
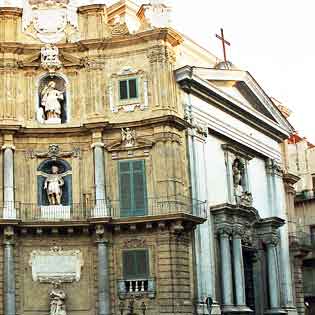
181,67,293,135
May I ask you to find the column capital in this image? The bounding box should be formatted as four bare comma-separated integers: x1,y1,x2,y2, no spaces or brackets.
2,144,15,151
91,142,104,149
265,234,280,247
232,226,245,239
217,225,232,238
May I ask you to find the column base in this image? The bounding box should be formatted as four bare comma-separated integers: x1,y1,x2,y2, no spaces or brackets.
264,308,287,315
283,306,298,315
196,302,222,315
222,305,253,315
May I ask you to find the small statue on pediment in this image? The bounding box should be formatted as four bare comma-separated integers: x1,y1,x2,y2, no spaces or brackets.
121,128,136,147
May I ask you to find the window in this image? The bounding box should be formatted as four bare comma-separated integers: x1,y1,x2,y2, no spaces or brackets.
311,226,315,243
119,78,138,100
123,249,149,280
118,160,147,217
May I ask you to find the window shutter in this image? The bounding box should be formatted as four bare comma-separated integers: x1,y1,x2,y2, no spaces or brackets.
119,161,132,217
119,80,128,100
132,160,147,216
135,250,149,278
123,250,149,280
128,79,138,98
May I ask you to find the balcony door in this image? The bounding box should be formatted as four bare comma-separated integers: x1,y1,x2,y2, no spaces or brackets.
118,160,147,217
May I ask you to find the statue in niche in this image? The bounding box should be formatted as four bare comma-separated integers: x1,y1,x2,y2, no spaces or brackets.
49,282,67,315
38,75,67,124
41,81,64,122
44,165,64,205
232,158,244,199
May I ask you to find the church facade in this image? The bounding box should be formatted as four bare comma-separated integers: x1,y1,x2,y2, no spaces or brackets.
0,1,297,315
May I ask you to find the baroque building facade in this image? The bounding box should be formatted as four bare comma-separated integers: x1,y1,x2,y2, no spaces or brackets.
0,1,297,315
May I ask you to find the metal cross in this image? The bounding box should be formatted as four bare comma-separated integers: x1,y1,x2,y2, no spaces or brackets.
215,28,231,63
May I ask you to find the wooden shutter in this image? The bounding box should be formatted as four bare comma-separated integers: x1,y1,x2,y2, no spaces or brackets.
119,161,132,217
119,80,128,100
118,160,147,217
123,250,149,279
128,78,138,98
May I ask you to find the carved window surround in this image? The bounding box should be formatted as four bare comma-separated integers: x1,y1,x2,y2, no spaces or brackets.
109,67,149,113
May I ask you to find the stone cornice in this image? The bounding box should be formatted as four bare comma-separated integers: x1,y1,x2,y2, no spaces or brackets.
175,65,290,142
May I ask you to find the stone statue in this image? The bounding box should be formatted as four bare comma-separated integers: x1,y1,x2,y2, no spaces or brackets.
232,159,244,198
44,166,64,205
121,128,136,147
41,81,64,123
49,282,67,315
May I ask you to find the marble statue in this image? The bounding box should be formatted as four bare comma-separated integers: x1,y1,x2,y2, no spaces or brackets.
232,159,244,198
49,282,67,315
41,81,64,123
44,166,64,205
121,128,136,147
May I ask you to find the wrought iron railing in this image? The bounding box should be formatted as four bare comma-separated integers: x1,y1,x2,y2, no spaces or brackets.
289,232,313,248
0,196,207,222
295,189,315,202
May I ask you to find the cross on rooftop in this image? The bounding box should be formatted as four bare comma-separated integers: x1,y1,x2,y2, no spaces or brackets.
215,28,231,64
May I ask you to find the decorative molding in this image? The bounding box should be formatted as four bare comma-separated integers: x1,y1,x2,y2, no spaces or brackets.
29,246,84,283
222,144,254,161
266,158,284,177
26,144,80,160
109,68,149,113
106,135,154,153
123,238,147,248
154,132,181,144
41,44,62,73
147,45,176,64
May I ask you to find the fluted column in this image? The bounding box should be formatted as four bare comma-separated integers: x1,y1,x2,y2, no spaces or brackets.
218,227,233,308
266,237,281,310
97,239,110,315
232,228,247,307
3,228,15,315
2,145,16,219
92,142,108,217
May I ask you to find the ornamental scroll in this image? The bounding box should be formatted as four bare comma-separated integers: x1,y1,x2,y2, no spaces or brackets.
29,247,84,283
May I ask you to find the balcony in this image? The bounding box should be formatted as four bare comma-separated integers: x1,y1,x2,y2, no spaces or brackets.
117,278,156,299
289,231,315,251
295,189,315,202
0,196,207,224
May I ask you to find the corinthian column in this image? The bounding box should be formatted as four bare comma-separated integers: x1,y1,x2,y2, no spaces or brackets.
2,145,16,219
91,142,108,217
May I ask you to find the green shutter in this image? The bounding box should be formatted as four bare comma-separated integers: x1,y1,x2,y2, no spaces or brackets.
119,80,128,100
123,250,149,279
118,160,147,217
128,78,138,98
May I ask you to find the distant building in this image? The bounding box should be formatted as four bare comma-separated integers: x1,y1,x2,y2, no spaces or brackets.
284,133,315,315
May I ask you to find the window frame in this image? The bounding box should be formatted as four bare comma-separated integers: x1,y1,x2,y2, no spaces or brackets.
119,77,139,101
122,249,149,280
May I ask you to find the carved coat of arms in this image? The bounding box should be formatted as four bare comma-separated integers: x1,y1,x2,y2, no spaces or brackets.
22,0,79,43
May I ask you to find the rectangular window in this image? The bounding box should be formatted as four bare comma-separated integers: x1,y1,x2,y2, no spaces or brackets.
123,250,149,280
119,78,138,100
118,160,147,217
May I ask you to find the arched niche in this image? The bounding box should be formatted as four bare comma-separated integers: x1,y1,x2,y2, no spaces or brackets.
36,73,70,124
37,159,72,206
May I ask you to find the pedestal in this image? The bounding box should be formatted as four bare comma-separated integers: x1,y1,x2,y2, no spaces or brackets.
41,205,71,220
